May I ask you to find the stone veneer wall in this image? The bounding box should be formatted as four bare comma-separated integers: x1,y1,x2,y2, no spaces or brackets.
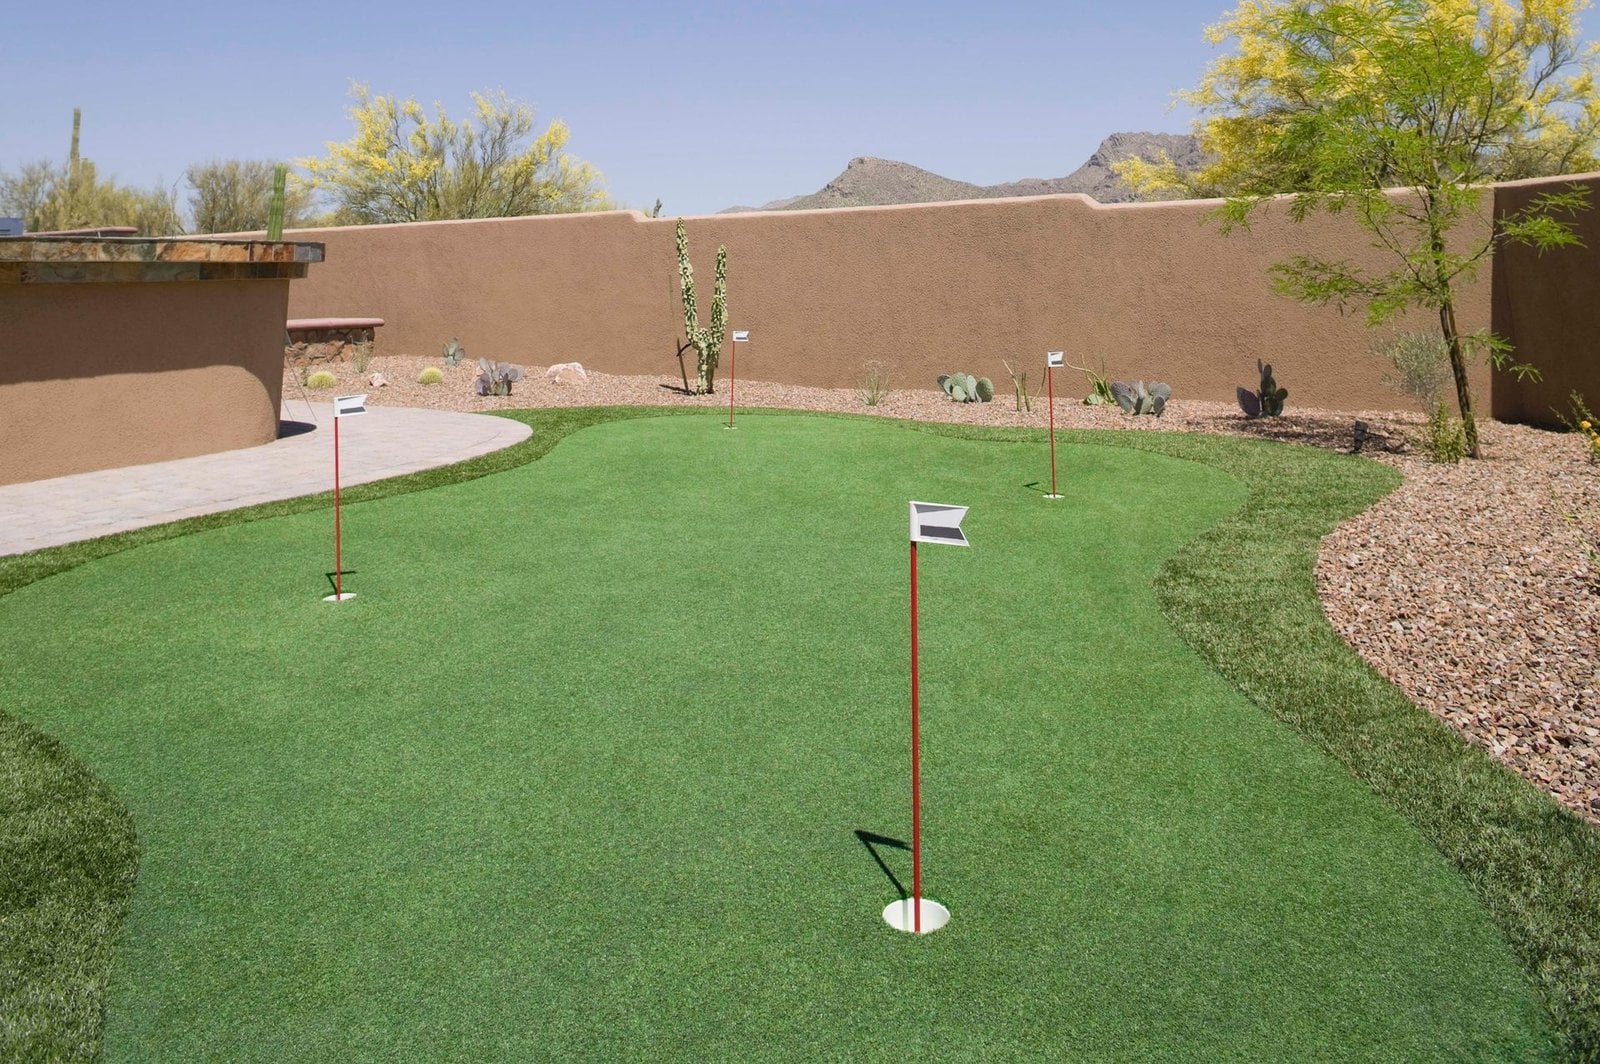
277,190,1505,412
0,238,322,485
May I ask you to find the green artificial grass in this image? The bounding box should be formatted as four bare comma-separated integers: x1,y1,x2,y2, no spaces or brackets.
0,411,1575,1060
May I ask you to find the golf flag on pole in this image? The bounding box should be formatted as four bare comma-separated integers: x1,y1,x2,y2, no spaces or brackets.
890,499,970,936
1046,350,1064,368
732,330,750,342
910,501,970,547
333,393,368,418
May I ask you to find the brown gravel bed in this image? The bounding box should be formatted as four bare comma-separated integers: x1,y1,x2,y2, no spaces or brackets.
289,356,1600,821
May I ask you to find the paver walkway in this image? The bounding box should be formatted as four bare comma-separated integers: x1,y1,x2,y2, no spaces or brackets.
0,401,531,557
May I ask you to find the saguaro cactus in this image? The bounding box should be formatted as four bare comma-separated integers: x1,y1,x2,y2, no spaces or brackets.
266,163,287,241
676,218,727,394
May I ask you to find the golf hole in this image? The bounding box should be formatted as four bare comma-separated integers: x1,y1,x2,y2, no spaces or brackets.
882,898,951,934
322,592,357,602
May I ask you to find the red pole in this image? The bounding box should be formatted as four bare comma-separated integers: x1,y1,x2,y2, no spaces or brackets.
1047,365,1058,497
728,337,736,428
910,539,922,933
333,415,342,599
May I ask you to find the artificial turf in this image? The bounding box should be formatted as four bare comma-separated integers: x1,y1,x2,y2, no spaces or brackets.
0,413,1557,1060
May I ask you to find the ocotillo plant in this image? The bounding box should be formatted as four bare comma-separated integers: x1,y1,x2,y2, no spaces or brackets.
676,218,727,394
267,163,287,241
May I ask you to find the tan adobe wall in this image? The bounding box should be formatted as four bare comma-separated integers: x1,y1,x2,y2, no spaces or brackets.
0,280,290,485
280,192,1493,412
1491,173,1600,427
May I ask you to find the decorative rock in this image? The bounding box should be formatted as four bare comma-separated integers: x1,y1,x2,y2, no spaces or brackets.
546,361,588,385
369,372,389,388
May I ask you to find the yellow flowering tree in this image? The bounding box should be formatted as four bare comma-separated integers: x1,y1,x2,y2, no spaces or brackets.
301,84,610,224
1122,0,1599,457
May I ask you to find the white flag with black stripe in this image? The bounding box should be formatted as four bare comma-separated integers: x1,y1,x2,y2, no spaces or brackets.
909,501,970,547
333,393,368,418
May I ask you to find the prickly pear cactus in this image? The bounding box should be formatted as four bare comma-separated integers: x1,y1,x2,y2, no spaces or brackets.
1112,380,1171,416
1258,360,1288,416
1238,359,1287,417
939,372,986,403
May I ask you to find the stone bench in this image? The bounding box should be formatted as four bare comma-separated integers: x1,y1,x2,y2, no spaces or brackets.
285,316,385,366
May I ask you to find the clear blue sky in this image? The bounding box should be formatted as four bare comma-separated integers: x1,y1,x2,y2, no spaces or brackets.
2,0,1239,216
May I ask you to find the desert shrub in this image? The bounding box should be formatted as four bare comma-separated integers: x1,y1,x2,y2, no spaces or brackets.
1557,392,1600,465
1000,360,1032,412
306,370,337,389
861,361,890,406
1379,332,1453,410
1419,402,1468,463
418,367,444,386
351,342,373,374
1067,359,1116,406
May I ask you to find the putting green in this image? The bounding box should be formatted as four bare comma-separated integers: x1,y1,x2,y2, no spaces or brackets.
0,414,1551,1060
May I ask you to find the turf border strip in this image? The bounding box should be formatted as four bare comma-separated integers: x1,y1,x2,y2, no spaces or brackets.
1,407,1597,1061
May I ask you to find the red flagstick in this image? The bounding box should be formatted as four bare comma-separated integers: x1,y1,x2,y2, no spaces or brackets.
1047,363,1058,498
909,539,923,932
728,335,737,428
333,415,343,599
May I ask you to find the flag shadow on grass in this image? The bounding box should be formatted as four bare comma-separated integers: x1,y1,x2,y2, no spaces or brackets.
324,570,357,596
854,829,910,900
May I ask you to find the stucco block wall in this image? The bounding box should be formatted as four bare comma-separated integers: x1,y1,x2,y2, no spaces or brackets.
1491,173,1600,427
0,280,289,485
282,192,1492,412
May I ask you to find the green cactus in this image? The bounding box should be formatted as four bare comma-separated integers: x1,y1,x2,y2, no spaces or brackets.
676,219,728,395
266,163,287,241
1237,359,1288,417
939,371,994,403
1111,379,1172,416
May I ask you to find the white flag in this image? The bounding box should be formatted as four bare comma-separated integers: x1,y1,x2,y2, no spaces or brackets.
909,501,970,547
732,330,750,342
1046,351,1064,368
333,393,368,418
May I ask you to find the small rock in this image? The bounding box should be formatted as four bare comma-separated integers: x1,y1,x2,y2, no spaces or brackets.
369,372,389,388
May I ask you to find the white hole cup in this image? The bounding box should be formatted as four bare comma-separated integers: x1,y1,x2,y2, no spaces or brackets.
882,898,951,934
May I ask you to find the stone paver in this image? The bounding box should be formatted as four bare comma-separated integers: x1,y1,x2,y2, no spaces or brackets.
0,401,531,557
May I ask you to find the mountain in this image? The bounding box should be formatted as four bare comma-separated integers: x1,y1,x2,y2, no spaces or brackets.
719,132,1204,213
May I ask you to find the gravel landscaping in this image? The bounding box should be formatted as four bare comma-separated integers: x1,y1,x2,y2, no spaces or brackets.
287,355,1600,823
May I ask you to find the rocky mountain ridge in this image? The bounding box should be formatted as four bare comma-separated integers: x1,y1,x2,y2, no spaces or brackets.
720,132,1204,212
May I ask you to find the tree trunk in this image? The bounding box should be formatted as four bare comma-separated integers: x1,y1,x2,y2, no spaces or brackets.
1428,210,1480,459
696,348,717,395
1439,297,1481,459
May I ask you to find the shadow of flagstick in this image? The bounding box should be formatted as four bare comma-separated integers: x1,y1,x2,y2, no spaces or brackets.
854,829,911,900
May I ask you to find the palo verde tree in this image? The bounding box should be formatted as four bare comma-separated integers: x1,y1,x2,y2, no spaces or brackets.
1123,0,1599,457
300,84,610,224
0,108,183,235
675,218,728,394
185,159,312,234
